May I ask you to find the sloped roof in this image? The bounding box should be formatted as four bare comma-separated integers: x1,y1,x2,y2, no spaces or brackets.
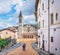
0,28,16,33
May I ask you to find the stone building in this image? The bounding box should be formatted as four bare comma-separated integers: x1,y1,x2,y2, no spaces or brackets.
35,0,60,55
22,24,37,38
0,28,17,39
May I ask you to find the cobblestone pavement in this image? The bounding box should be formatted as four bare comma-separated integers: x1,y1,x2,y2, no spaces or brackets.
5,38,38,55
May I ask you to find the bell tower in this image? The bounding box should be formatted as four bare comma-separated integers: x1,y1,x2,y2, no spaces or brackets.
18,11,23,38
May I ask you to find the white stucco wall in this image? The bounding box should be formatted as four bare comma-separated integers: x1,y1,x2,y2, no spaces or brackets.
37,0,49,51
50,0,60,55
37,0,60,55
50,26,60,55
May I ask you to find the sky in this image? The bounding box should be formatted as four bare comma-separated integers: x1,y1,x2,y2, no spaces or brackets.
0,0,36,30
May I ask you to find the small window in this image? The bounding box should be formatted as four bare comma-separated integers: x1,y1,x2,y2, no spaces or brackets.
32,35,33,38
52,0,54,4
39,8,40,16
10,36,12,38
42,3,44,10
55,48,57,51
28,35,29,38
38,22,41,29
56,13,58,21
38,36,40,38
51,37,53,42
39,22,41,28
19,18,22,23
42,20,44,28
51,13,54,25
6,32,8,34
27,27,30,32
54,28,56,31
43,35,44,39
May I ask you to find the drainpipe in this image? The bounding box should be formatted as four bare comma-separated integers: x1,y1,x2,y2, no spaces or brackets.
48,0,50,53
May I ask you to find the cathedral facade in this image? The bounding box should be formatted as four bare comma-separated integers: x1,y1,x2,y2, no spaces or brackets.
22,24,37,38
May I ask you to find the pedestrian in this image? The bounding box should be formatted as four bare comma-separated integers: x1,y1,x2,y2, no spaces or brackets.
22,43,26,51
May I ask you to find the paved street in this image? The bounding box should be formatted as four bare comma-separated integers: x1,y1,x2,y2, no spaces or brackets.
5,38,38,55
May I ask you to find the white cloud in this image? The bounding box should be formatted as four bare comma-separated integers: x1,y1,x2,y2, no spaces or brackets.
23,14,36,24
0,1,12,13
23,14,35,20
7,17,13,22
0,0,24,13
0,0,35,15
0,17,14,29
7,23,13,27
